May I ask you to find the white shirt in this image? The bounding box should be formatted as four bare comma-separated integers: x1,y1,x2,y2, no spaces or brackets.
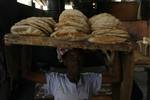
42,72,102,100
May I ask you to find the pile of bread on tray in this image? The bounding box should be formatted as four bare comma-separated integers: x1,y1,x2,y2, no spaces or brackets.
11,17,56,36
11,9,129,44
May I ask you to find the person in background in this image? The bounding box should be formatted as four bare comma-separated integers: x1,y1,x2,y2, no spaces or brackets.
26,48,102,100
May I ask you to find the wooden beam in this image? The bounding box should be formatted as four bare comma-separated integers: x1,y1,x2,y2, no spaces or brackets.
5,34,133,52
120,51,134,100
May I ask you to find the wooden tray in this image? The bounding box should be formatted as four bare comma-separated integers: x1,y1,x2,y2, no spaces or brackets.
5,34,133,52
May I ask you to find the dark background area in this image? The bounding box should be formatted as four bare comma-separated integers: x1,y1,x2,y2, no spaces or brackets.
0,0,149,37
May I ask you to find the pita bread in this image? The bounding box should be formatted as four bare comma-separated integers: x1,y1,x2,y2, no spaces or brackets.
58,9,90,34
59,15,88,27
59,9,88,21
91,21,122,30
17,17,56,27
92,32,129,38
51,25,89,41
53,26,79,33
15,18,53,34
51,31,89,41
53,9,90,40
39,17,56,28
91,29,129,37
88,35,127,44
55,26,88,34
33,19,53,33
89,13,125,32
89,13,129,42
15,22,50,35
89,13,120,25
56,21,90,33
11,25,46,36
15,17,55,33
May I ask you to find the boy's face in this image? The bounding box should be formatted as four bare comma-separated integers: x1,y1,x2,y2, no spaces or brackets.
62,49,83,78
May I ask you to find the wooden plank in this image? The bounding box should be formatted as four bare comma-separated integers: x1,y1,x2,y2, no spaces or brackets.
102,52,121,84
92,95,112,100
111,52,121,83
120,51,134,100
4,34,133,52
110,2,139,21
20,46,32,77
123,21,148,40
111,53,121,100
112,83,120,100
102,72,112,84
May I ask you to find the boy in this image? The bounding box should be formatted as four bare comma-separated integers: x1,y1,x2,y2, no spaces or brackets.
26,48,102,100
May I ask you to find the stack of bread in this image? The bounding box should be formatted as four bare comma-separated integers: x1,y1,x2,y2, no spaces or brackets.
51,9,90,41
11,17,56,36
88,13,129,44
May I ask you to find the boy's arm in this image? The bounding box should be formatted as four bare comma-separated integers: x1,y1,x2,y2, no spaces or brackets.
23,72,46,83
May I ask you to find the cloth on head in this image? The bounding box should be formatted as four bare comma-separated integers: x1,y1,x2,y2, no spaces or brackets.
56,48,70,62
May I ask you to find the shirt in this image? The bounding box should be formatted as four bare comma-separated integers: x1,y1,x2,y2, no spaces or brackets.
42,72,102,100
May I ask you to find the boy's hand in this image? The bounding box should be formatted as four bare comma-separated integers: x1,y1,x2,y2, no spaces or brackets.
23,71,46,83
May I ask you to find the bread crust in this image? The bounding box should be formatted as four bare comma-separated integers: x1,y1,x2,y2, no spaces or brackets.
11,17,56,36
88,35,127,44
11,25,46,36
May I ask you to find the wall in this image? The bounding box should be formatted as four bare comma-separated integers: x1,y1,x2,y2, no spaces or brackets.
17,3,47,20
141,0,150,20
0,0,47,37
0,0,18,37
0,1,47,100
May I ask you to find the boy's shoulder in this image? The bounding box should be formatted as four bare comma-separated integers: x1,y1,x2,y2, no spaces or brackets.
46,72,66,78
81,72,101,80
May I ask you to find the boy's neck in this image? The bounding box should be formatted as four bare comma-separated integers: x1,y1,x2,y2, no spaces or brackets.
67,74,80,84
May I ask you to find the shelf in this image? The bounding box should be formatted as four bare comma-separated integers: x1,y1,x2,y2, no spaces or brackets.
5,34,133,52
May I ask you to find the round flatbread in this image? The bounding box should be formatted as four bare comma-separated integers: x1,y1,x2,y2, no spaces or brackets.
59,15,88,27
15,17,54,34
15,17,55,33
11,25,46,36
39,17,56,28
91,29,129,38
51,31,89,41
88,35,127,44
55,26,84,33
59,9,88,21
89,13,124,31
89,13,120,25
56,21,90,33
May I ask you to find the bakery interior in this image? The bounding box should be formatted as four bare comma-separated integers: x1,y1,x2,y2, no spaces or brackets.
0,0,150,100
